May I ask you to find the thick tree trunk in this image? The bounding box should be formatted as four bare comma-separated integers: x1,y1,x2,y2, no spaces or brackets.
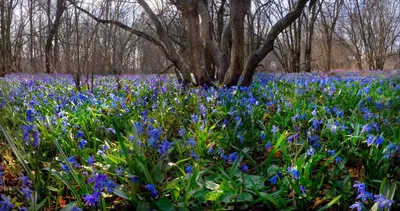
242,0,309,86
45,0,66,74
223,0,250,86
218,22,232,83
304,3,318,72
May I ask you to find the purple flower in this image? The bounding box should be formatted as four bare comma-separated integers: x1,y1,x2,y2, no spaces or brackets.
269,175,278,185
145,184,159,197
26,109,34,122
130,176,140,184
77,131,85,138
191,114,199,123
21,187,32,200
83,191,100,206
237,132,244,143
349,201,364,211
265,141,271,150
157,140,174,156
87,156,95,166
356,191,374,202
365,135,375,146
375,136,384,146
300,185,306,196
32,131,40,148
374,194,395,210
287,167,300,180
353,181,366,194
259,131,265,140
178,128,185,137
115,166,124,176
240,165,249,173
18,176,32,187
185,166,193,174
71,206,83,211
306,147,315,158
78,139,87,149
187,138,197,146
228,152,238,162
271,125,279,134
0,194,14,210
190,151,199,161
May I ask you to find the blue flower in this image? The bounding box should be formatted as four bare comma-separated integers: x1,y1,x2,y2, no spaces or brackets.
77,131,85,138
115,166,124,176
157,140,174,156
269,175,278,185
349,201,365,211
353,181,366,194
0,194,14,211
60,163,70,172
71,206,83,211
187,138,197,146
208,147,214,155
107,128,116,134
237,132,244,143
26,109,34,122
145,184,159,197
130,176,140,184
228,152,238,162
178,128,185,137
287,167,300,180
191,114,199,123
240,165,249,173
364,135,375,146
300,185,306,196
87,156,95,166
265,141,271,150
259,131,265,140
375,136,384,146
21,187,32,200
271,125,279,134
306,147,315,158
83,191,100,206
185,166,193,174
356,191,374,202
374,194,395,210
32,131,40,148
78,139,87,149
190,152,199,161
18,176,31,187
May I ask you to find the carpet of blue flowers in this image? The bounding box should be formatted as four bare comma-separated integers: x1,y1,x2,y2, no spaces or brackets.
0,73,399,211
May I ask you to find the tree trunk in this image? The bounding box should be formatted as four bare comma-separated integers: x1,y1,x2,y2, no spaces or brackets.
45,0,66,74
242,0,309,86
223,0,250,86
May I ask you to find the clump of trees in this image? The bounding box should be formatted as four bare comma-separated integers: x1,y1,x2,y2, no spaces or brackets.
1,0,399,86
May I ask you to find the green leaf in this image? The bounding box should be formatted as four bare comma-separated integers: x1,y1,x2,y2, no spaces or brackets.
113,188,131,200
316,195,341,211
46,186,60,192
387,182,397,200
219,179,234,192
155,198,174,211
236,192,253,202
59,202,77,211
379,178,389,197
206,190,223,201
205,181,220,190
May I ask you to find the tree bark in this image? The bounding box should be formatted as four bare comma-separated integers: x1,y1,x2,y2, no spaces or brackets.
242,0,309,86
182,1,211,86
224,0,250,86
45,0,66,74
